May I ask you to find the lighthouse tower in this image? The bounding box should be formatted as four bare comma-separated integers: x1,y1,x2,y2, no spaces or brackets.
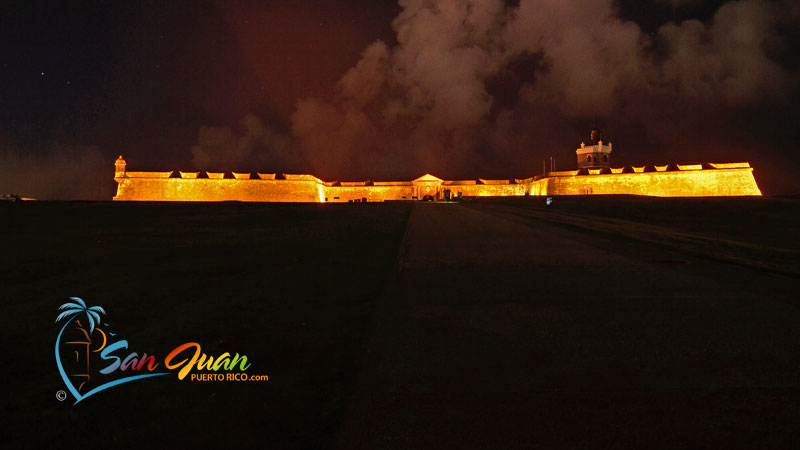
576,128,612,169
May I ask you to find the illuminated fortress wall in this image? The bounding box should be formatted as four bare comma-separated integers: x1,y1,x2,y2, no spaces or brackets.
114,176,324,202
532,163,762,197
112,157,761,202
442,180,529,198
325,185,414,202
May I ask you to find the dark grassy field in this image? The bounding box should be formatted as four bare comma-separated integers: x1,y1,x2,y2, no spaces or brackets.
2,196,799,448
471,195,800,276
3,201,412,448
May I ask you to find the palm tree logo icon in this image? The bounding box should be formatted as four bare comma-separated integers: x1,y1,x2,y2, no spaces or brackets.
55,297,106,394
55,297,169,405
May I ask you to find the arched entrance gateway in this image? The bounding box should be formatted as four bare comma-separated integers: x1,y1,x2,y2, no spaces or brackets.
411,174,444,201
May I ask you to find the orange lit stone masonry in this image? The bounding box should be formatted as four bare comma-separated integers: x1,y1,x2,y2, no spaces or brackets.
113,157,761,202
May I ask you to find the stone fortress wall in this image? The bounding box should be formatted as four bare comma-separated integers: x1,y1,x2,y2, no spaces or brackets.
113,156,762,202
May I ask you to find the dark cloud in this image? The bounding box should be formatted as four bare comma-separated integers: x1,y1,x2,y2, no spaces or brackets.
656,0,704,5
282,0,800,189
5,0,800,197
190,114,302,172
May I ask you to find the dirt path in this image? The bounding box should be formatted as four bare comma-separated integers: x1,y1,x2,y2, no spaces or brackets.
338,202,800,448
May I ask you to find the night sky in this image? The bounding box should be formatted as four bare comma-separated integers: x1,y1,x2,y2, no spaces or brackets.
2,0,799,199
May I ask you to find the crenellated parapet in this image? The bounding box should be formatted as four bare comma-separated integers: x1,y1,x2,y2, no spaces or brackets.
576,128,612,169
576,141,612,169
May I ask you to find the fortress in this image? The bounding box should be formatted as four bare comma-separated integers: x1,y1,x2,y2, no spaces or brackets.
113,132,762,202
